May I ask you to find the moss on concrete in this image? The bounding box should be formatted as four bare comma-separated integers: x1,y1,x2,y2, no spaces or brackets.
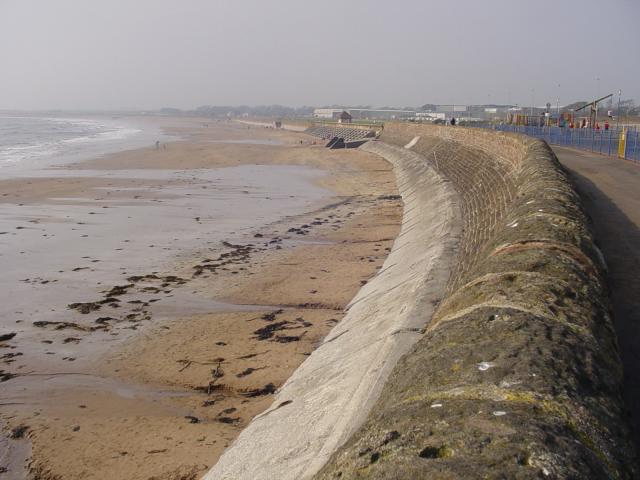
315,124,637,479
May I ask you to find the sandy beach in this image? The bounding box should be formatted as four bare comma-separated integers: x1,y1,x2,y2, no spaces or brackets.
0,118,401,479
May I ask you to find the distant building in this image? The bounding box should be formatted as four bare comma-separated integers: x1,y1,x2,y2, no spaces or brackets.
313,108,416,121
337,111,352,124
415,112,446,121
313,108,344,119
348,109,416,120
436,105,469,113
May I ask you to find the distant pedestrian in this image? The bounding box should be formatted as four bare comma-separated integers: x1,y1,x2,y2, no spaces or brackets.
155,140,160,149
604,121,610,131
450,117,456,126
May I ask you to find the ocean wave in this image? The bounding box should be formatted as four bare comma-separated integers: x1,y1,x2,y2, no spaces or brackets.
0,116,145,167
61,127,142,145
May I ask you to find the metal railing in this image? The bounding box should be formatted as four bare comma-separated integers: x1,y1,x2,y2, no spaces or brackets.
480,124,640,162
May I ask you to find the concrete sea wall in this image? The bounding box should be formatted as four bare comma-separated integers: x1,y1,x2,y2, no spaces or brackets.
204,140,460,479
316,123,637,479
205,123,637,479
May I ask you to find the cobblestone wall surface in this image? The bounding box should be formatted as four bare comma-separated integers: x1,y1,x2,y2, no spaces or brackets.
315,123,637,479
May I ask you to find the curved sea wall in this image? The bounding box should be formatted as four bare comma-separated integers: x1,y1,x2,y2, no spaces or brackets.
204,137,460,479
205,123,636,479
316,124,637,479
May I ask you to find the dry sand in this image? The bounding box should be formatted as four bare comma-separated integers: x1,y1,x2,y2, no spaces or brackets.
0,119,401,479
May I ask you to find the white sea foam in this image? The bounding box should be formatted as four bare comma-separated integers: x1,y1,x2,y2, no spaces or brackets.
0,115,162,174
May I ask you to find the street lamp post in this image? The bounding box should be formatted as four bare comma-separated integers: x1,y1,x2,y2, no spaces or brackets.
616,89,622,132
595,78,601,125
530,89,535,118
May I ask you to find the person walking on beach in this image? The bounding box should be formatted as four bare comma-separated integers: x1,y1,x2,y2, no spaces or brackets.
155,140,160,150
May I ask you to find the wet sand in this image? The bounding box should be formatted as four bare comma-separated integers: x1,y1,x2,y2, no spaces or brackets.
0,119,401,479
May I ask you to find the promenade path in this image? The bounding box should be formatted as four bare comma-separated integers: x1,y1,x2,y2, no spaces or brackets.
554,146,640,448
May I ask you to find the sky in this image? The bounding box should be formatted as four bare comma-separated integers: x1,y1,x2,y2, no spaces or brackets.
0,0,638,111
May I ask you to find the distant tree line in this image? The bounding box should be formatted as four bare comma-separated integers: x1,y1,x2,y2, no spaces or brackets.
158,105,315,118
156,99,639,118
202,104,318,117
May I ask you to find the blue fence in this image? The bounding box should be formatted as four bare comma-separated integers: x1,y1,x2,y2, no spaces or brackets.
481,124,640,163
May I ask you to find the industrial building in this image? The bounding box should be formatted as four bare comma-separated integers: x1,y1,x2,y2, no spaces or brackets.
313,108,415,121
415,112,446,121
348,109,416,120
313,108,345,119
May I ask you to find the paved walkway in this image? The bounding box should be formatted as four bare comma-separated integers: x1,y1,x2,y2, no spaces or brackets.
553,147,640,447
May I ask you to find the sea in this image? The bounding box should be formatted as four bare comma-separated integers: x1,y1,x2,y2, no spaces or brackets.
0,114,165,175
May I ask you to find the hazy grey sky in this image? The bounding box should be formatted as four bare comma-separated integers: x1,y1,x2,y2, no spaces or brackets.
1,0,638,110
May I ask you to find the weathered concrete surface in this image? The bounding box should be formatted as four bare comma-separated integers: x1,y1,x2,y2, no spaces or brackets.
553,146,640,449
316,124,638,479
204,141,461,479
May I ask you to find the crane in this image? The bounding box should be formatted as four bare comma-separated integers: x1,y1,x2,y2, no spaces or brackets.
575,93,613,128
